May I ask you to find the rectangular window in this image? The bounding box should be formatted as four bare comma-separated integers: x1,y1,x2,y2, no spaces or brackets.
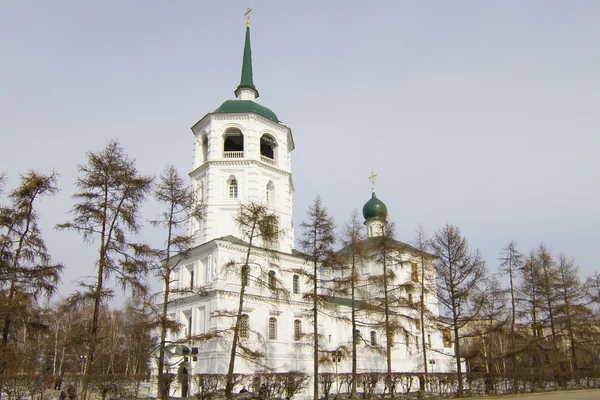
240,315,249,338
411,263,419,283
294,320,301,341
268,317,277,340
443,330,452,348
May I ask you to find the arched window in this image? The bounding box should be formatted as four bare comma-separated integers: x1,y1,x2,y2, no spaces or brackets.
240,314,249,338
228,176,238,199
223,128,244,157
370,331,377,346
260,215,279,249
293,275,300,294
268,317,277,340
260,134,277,162
266,181,275,204
202,134,208,162
294,319,302,341
268,270,276,290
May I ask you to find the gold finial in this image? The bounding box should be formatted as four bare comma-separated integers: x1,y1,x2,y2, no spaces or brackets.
245,7,252,27
369,170,377,193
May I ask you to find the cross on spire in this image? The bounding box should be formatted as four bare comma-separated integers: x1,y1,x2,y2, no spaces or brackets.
245,7,252,27
369,170,377,193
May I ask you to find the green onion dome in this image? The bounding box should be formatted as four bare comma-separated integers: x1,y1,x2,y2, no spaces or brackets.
362,192,388,221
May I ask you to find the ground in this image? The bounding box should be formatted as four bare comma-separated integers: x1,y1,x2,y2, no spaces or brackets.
469,389,600,400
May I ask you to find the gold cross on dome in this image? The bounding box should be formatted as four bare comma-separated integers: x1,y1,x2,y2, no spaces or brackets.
369,170,377,193
245,8,252,27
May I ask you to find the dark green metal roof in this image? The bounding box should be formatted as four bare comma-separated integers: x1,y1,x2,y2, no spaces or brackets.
235,26,258,97
362,192,388,221
213,100,279,123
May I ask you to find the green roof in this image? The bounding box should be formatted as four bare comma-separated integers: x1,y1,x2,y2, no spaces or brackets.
362,192,388,221
213,100,279,123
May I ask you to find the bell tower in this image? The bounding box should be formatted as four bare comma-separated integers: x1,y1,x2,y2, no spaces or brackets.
189,13,296,253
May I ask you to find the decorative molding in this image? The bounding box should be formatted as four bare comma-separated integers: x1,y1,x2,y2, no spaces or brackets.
189,159,291,178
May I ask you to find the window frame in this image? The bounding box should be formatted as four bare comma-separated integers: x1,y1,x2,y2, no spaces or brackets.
268,317,278,340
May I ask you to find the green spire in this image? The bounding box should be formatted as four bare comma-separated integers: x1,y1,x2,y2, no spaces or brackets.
235,26,259,98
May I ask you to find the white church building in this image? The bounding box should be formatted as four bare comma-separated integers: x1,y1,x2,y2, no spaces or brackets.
157,16,456,397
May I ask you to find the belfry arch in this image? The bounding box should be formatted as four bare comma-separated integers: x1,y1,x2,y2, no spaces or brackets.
223,128,244,157
260,133,277,163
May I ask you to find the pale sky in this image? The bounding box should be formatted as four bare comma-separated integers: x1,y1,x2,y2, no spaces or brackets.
1,1,599,299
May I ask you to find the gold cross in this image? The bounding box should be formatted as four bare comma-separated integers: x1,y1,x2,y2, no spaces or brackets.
245,8,252,27
369,170,377,193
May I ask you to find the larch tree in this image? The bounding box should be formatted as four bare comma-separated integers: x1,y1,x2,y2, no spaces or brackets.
473,276,508,374
430,223,486,397
410,225,437,391
335,210,368,395
0,170,63,372
554,253,588,375
223,201,285,399
57,140,153,391
498,241,523,371
368,218,405,396
537,244,558,349
517,250,546,372
298,196,336,400
151,165,203,400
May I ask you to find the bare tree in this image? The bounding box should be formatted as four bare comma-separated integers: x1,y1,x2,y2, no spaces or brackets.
537,244,558,349
298,196,336,400
554,253,588,375
335,210,368,394
498,241,523,371
223,202,284,399
474,276,508,373
367,218,406,396
430,223,486,397
150,165,202,399
57,140,153,394
0,170,63,372
410,225,437,391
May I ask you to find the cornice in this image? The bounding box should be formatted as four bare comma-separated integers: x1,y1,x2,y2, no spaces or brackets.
189,159,291,179
215,241,306,267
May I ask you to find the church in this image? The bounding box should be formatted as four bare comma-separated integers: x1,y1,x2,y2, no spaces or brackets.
156,13,456,397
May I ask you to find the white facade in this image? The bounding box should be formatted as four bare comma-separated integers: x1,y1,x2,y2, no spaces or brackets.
156,24,456,398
